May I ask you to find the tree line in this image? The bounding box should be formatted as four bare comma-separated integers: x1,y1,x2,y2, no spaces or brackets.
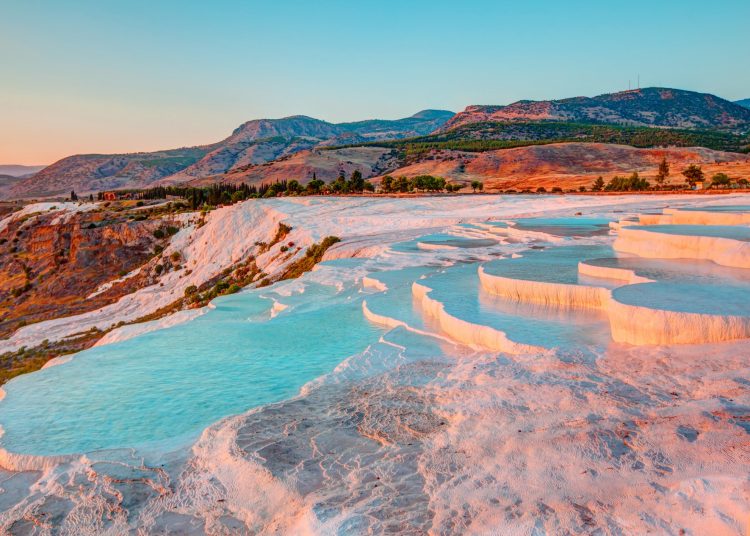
117,171,481,210
587,158,749,192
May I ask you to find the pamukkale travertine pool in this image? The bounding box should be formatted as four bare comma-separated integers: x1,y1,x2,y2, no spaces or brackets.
0,195,748,535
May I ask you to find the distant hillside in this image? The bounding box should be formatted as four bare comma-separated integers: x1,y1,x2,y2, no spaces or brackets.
167,110,453,182
9,146,216,199
441,88,750,132
0,165,45,177
374,143,750,192
349,121,750,159
737,99,750,109
0,174,23,199
9,110,453,199
187,147,400,187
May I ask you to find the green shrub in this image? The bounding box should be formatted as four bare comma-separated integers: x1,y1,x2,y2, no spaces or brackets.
604,172,650,191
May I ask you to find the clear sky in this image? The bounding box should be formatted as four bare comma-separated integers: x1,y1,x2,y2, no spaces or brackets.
2,0,748,165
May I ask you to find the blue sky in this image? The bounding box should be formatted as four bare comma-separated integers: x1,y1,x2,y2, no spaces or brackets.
2,0,748,164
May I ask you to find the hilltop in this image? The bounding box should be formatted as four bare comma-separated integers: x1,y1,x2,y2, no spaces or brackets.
7,110,453,199
441,88,750,132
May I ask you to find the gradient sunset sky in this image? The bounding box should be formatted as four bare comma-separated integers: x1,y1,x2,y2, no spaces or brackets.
2,0,749,165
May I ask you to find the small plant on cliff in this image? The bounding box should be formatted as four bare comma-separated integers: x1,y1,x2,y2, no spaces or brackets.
279,236,341,281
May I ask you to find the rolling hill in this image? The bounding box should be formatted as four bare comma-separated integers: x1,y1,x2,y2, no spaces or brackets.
7,110,453,199
0,165,46,177
441,88,750,132
188,147,400,187
372,143,750,192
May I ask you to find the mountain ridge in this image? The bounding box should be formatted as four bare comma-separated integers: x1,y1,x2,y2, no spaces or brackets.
8,110,453,199
7,88,750,199
441,88,750,132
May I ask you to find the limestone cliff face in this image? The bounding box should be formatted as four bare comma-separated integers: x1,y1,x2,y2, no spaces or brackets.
0,210,170,338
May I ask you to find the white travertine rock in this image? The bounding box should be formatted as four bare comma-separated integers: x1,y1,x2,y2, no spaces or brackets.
411,282,545,354
614,226,750,269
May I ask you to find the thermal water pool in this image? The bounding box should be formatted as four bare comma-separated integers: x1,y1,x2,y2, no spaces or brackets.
0,278,387,456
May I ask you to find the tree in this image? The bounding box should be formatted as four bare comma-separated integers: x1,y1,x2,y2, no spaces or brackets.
655,157,669,187
88,193,94,202
70,190,78,201
710,173,731,189
348,170,364,192
306,179,325,194
471,180,483,193
476,181,484,192
592,176,605,192
682,164,704,187
604,172,650,192
287,180,302,194
395,176,411,193
381,175,394,193
330,173,348,194
738,178,749,188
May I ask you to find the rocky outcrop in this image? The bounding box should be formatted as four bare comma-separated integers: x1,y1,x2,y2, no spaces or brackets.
0,205,174,338
441,87,750,132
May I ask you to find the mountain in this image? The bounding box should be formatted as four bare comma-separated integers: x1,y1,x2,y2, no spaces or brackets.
441,88,750,132
736,99,750,109
8,110,453,199
166,110,453,182
0,165,46,177
8,146,216,199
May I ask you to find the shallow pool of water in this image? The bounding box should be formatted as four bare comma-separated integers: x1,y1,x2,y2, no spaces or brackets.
631,224,750,241
0,278,385,456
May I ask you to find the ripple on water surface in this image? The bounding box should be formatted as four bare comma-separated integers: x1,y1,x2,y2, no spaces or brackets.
0,280,385,456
